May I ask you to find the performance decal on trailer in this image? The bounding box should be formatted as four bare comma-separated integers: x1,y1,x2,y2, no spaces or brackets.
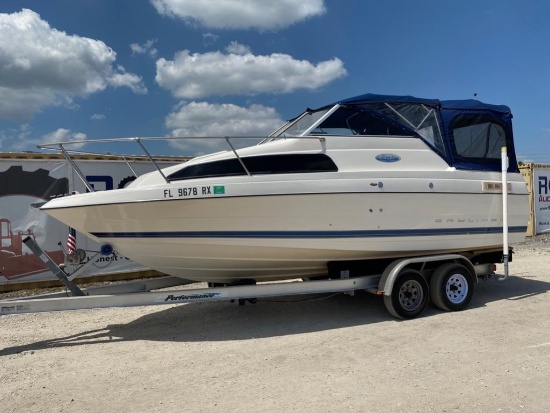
163,185,225,199
156,292,226,303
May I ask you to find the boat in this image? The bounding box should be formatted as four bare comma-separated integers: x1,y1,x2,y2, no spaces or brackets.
39,94,529,283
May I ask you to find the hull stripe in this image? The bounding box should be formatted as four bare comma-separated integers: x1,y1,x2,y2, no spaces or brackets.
91,226,527,239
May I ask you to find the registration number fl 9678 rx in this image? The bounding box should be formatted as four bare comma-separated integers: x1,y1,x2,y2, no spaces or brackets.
163,185,225,198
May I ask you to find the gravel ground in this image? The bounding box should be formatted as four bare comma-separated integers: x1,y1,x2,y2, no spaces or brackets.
1,238,549,413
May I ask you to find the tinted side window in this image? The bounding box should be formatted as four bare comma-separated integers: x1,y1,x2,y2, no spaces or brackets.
168,154,338,181
450,116,507,160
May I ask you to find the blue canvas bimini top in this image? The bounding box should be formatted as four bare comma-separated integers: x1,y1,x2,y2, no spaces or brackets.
328,93,517,172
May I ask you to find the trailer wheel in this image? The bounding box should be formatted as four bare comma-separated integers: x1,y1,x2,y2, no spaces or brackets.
430,263,474,312
384,269,429,319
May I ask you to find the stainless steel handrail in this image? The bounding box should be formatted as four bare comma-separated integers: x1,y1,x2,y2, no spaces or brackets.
37,135,327,190
58,144,95,192
134,137,170,184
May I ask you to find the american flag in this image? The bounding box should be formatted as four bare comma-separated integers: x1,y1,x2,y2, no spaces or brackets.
67,227,77,254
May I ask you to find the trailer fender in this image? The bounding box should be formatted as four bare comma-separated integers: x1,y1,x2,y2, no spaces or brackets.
378,254,476,296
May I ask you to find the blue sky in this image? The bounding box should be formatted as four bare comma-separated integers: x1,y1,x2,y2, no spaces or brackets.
0,0,549,162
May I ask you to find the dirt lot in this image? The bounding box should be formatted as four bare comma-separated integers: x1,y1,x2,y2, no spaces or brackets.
1,239,550,413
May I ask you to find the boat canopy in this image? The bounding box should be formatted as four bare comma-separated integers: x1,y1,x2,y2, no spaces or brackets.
277,93,518,172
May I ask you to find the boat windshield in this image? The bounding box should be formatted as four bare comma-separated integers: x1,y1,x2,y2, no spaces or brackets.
271,101,446,155
274,107,334,137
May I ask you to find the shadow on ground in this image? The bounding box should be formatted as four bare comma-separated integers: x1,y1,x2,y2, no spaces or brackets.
1,275,549,356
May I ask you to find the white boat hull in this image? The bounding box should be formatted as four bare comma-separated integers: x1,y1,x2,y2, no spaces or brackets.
44,188,528,283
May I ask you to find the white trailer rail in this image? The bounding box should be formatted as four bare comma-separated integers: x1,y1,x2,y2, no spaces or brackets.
0,276,378,315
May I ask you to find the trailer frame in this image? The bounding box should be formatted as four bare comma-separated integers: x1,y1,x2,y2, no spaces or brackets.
0,238,502,319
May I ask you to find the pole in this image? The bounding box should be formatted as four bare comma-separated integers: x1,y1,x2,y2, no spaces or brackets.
500,147,509,281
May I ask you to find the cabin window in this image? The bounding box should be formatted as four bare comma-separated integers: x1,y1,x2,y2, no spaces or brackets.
167,153,338,181
450,116,507,160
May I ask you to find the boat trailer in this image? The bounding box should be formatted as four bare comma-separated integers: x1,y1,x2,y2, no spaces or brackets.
0,235,504,319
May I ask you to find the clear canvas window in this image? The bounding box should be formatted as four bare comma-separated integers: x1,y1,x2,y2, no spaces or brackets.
359,102,446,154
451,119,506,160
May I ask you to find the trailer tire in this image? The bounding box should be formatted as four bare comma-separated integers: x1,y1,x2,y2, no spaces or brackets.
430,263,474,312
383,269,429,319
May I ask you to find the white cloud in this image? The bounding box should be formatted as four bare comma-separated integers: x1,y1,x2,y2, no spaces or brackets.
225,41,251,55
1,126,88,151
130,39,158,57
91,114,106,120
0,124,32,151
39,128,88,148
109,68,148,94
164,101,284,154
203,33,219,46
156,49,346,99
166,101,283,136
0,87,60,121
0,9,147,121
150,0,326,30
